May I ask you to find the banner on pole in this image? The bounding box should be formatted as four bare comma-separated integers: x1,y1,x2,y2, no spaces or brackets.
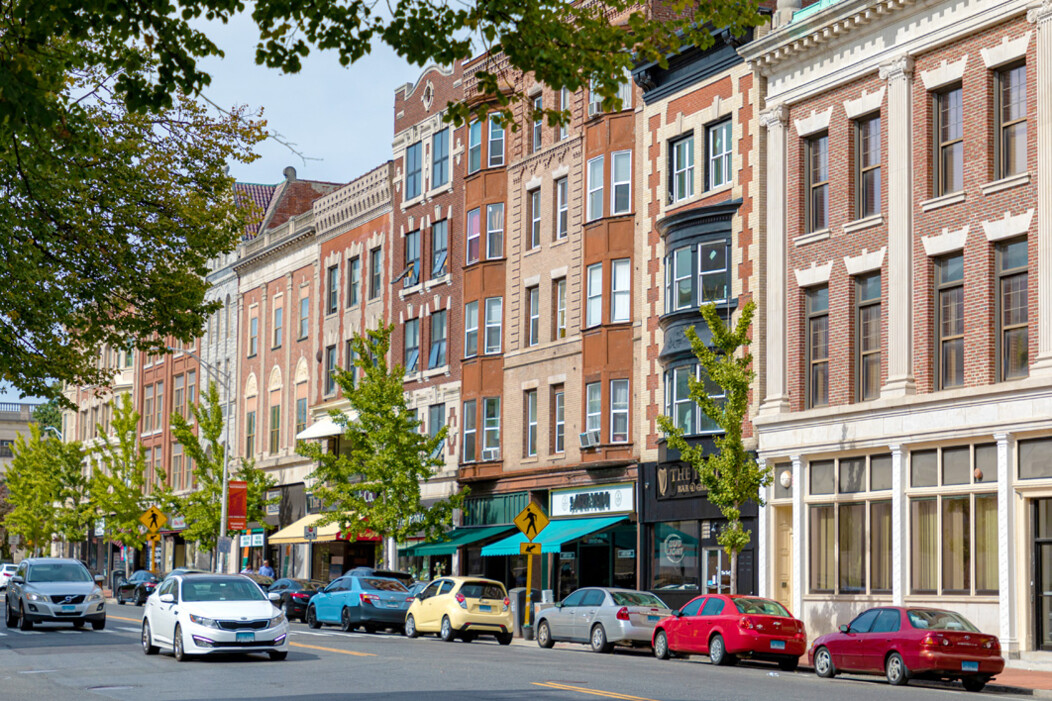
227,481,248,531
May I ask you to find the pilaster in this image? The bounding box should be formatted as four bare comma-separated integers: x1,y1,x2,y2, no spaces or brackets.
758,459,769,598
790,454,804,617
996,432,1018,653
890,444,907,605
1028,2,1052,375
760,105,791,416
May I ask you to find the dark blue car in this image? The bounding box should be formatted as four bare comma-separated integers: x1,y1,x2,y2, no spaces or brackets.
306,575,412,633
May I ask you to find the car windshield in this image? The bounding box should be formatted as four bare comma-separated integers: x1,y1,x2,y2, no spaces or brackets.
610,591,669,608
908,609,979,632
460,581,505,600
26,563,92,583
360,577,408,592
291,579,325,591
733,598,791,617
181,578,267,602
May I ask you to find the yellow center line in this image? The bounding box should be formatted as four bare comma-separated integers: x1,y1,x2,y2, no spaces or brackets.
108,614,144,624
532,681,660,701
289,641,377,657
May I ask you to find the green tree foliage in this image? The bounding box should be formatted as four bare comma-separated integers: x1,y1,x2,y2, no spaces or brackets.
31,395,63,434
171,381,276,553
298,325,465,566
0,479,14,562
656,300,769,594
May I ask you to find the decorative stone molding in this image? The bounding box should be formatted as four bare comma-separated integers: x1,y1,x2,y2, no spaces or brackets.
550,266,568,279
759,104,789,129
919,56,968,91
981,172,1031,196
552,165,570,179
524,274,541,287
794,260,833,287
794,106,833,136
793,229,830,247
983,208,1035,241
981,32,1032,68
245,372,258,398
843,213,884,234
548,373,567,385
520,378,539,390
844,247,886,275
921,225,969,257
843,87,886,119
1028,0,1052,24
525,176,542,190
268,366,282,392
878,54,914,82
920,190,966,212
294,357,309,385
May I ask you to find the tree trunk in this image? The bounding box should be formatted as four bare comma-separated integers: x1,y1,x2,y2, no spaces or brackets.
729,549,739,595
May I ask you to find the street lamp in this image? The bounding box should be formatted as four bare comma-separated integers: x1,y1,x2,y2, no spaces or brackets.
168,346,234,574
42,426,63,440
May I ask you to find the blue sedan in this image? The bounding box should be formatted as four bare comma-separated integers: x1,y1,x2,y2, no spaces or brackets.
306,575,413,633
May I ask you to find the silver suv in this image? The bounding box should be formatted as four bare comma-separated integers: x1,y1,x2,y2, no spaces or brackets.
4,558,106,630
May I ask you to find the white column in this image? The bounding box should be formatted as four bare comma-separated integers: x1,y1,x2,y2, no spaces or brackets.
1029,2,1052,375
995,432,1018,653
791,454,804,618
890,444,907,606
758,459,769,598
879,55,916,397
760,105,791,416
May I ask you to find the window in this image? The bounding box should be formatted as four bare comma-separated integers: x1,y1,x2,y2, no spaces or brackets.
172,444,184,491
464,301,479,358
588,78,603,116
559,88,570,140
610,379,629,443
431,220,448,277
429,310,447,369
143,385,154,432
554,278,567,339
611,258,630,323
612,150,631,215
553,387,565,453
587,156,604,221
669,135,694,203
273,305,283,348
405,141,422,200
664,364,725,435
699,240,730,304
344,340,357,388
369,247,382,300
586,263,602,327
325,344,337,395
617,76,631,110
526,286,539,346
996,64,1027,179
249,315,258,356
934,86,964,196
428,403,445,457
555,177,568,239
532,95,543,153
528,189,541,249
486,203,504,259
299,296,309,339
405,318,420,372
807,286,829,408
466,208,481,264
186,370,196,410
856,273,881,401
245,410,256,456
585,382,601,437
173,374,185,420
432,128,450,188
468,120,482,173
405,230,420,286
484,297,503,354
296,398,307,437
935,253,964,389
154,381,163,431
326,265,339,314
348,256,360,306
488,116,504,167
462,400,477,462
806,133,829,232
269,403,281,453
524,389,538,456
856,114,881,218
668,247,692,312
482,397,501,460
998,238,1028,380
707,120,732,189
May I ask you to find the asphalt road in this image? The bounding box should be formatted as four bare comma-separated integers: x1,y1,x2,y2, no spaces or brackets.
0,601,1024,701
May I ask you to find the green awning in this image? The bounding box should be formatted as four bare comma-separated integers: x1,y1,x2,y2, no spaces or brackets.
480,516,628,557
403,525,515,557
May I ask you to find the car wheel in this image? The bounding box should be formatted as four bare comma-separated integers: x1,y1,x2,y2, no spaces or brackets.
962,677,988,693
405,614,419,639
814,646,836,678
340,607,355,633
536,620,554,649
590,624,613,654
268,650,288,661
440,616,455,642
173,624,188,662
460,631,476,643
137,590,146,606
778,657,799,672
142,620,158,655
363,623,377,634
654,630,670,660
283,601,296,621
306,606,321,629
18,603,32,631
496,632,513,646
92,617,106,631
709,633,731,666
885,652,909,686
116,590,125,605
5,598,17,628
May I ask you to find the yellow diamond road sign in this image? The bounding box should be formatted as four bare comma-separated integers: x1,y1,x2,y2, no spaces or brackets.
514,503,549,542
520,542,542,556
140,506,167,532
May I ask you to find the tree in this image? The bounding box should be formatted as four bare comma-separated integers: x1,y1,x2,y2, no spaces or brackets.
0,479,14,562
31,394,63,435
656,300,769,594
298,324,465,568
171,381,276,555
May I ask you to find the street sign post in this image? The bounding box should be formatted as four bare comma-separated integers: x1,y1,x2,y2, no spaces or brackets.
140,506,167,574
145,532,162,543
304,525,317,542
513,503,549,630
519,542,541,555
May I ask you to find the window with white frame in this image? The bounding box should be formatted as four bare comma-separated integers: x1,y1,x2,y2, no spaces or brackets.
559,88,570,140
405,230,420,286
249,315,258,356
555,177,568,239
482,397,501,459
462,399,477,462
404,318,419,372
466,208,480,265
586,263,602,327
527,286,539,346
524,389,538,457
610,379,629,443
326,264,339,314
431,220,448,277
588,78,603,116
663,364,725,435
617,77,632,111
468,120,482,174
486,203,504,259
612,150,631,215
429,309,447,369
585,382,601,437
273,305,283,348
348,256,361,306
405,141,422,200
707,120,732,190
611,258,630,323
528,189,541,249
554,278,567,339
488,116,504,167
464,301,478,358
532,95,543,153
699,240,730,304
553,387,565,453
432,128,450,188
484,297,503,354
299,295,309,339
587,156,604,222
669,134,694,203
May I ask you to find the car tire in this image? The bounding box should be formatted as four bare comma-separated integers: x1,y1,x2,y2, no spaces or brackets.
116,590,124,606
405,614,419,639
496,632,513,646
142,620,158,655
709,633,731,666
173,624,188,662
268,650,288,661
306,606,321,629
536,620,554,649
654,630,670,660
18,603,32,631
440,616,455,643
778,657,799,672
962,677,988,693
363,623,377,635
885,651,909,686
137,590,146,606
340,607,355,633
460,631,476,643
813,646,836,678
590,624,613,654
92,617,106,631
5,598,17,628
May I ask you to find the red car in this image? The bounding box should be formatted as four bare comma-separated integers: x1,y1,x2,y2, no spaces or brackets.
652,594,807,670
808,606,1004,692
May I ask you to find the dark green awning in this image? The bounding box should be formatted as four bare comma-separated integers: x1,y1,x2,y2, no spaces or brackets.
403,525,515,557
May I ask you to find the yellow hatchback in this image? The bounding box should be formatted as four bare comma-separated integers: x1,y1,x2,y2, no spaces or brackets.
404,576,513,645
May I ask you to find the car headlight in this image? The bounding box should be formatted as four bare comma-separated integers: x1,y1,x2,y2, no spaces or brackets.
25,592,43,602
188,614,221,629
87,590,104,602
269,612,287,628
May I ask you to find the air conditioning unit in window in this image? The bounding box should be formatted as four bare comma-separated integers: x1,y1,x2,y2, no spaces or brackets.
482,447,501,461
579,429,601,449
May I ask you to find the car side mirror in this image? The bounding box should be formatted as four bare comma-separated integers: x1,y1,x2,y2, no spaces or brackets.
268,592,282,604
93,574,105,584
839,624,850,634
554,602,563,609
673,609,683,618
159,593,176,604
10,576,23,585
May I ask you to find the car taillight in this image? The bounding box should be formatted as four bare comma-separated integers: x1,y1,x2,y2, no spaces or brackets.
361,593,379,606
291,592,308,599
456,593,467,609
616,607,630,621
502,597,510,612
922,634,949,648
739,616,756,630
983,638,1000,650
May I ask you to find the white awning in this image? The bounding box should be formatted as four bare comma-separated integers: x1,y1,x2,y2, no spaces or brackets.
295,417,345,440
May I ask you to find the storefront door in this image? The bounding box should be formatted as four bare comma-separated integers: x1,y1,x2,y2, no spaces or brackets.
579,545,608,588
1034,499,1052,650
774,506,793,612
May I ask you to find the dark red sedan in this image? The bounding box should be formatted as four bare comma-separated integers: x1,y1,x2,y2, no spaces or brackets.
808,607,1004,692
652,594,806,670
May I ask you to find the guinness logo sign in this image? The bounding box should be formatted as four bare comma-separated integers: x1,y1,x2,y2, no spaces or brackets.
657,467,668,496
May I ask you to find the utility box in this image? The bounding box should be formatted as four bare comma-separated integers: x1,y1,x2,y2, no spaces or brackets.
508,587,542,637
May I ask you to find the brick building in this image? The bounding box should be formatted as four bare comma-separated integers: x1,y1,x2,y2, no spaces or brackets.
742,0,1052,656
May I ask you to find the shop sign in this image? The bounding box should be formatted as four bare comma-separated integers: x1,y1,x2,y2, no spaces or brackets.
265,490,281,516
94,519,105,537
170,515,186,530
663,533,685,564
551,483,633,518
656,464,705,500
251,532,264,547
617,549,635,559
240,534,252,547
559,551,575,560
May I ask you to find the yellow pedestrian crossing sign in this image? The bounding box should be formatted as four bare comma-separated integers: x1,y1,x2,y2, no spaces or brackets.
520,542,542,555
140,506,167,532
514,503,548,541
145,532,162,543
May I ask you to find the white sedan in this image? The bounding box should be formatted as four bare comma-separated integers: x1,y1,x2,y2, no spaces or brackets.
141,573,289,661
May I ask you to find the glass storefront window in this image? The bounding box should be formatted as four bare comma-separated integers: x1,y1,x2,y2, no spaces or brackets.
703,547,730,593
652,520,699,591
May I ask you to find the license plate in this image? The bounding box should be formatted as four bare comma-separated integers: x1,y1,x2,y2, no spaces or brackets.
962,661,979,672
771,640,786,650
236,632,255,643
61,605,76,612
479,604,492,612
648,615,659,621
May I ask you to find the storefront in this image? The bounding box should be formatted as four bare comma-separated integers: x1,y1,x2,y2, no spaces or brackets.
400,525,515,582
263,483,308,578
268,512,379,581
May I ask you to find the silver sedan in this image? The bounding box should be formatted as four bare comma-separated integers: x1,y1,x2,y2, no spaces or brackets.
535,587,672,653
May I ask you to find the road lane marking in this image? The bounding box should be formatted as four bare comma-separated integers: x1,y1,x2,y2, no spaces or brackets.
19,670,57,674
532,682,660,701
108,614,142,624
289,641,377,657
118,627,142,633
